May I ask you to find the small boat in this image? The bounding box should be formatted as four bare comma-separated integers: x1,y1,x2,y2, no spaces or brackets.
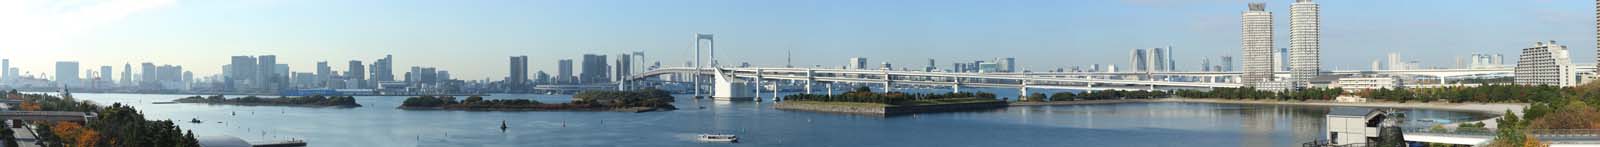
152,101,178,104
697,134,738,143
189,118,202,124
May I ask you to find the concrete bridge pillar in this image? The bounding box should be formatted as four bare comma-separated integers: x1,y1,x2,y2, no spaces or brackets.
882,70,893,92
826,83,834,95
805,70,815,94
1019,79,1030,101
755,69,764,102
953,78,962,93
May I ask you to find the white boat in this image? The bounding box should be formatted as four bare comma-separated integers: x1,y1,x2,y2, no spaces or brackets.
697,134,738,142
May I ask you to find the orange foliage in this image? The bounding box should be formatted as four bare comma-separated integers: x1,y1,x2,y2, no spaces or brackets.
1521,135,1548,147
19,102,41,111
50,122,100,147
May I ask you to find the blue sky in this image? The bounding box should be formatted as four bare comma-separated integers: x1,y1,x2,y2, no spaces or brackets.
0,0,1592,80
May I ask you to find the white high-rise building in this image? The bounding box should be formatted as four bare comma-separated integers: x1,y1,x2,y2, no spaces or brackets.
1241,3,1274,86
1290,0,1321,87
1515,40,1577,87
848,57,868,70
1387,53,1404,70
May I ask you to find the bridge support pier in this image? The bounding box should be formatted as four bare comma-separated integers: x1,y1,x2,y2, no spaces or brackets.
805,70,815,94
953,78,962,93
826,83,834,95
1019,80,1030,101
755,69,763,102
882,70,893,92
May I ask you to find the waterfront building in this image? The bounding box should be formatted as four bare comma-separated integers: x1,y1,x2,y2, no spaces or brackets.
1241,2,1275,86
316,61,331,87
1221,56,1234,72
348,60,365,88
848,57,868,70
558,59,573,84
1291,0,1322,88
1,59,8,83
1130,48,1149,72
121,63,132,86
580,54,608,84
1334,77,1400,92
926,59,937,72
1325,108,1393,146
1202,58,1212,72
55,61,79,88
509,56,529,85
999,57,1015,72
370,55,395,83
99,66,112,82
614,54,632,81
142,62,159,88
1152,48,1166,72
1514,40,1578,87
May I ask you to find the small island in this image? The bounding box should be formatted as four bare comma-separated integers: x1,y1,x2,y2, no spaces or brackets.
776,87,1007,116
173,95,362,107
398,88,676,112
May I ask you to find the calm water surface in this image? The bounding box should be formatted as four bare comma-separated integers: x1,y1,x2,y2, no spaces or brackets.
51,89,1491,147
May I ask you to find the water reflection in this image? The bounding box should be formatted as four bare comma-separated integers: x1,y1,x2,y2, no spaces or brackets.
44,92,1492,147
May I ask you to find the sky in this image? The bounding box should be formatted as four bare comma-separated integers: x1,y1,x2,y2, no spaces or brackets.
0,0,1592,81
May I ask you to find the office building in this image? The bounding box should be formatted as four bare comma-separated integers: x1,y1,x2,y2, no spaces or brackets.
99,66,112,82
614,54,632,81
999,57,1015,72
228,56,257,90
509,56,529,85
1221,56,1234,72
1130,48,1149,72
1290,0,1322,88
849,57,868,70
1152,48,1167,72
1,59,8,82
1515,41,1577,87
55,61,79,87
580,54,609,84
926,59,937,72
1241,3,1275,86
121,63,131,86
1202,58,1212,72
348,60,365,87
369,55,394,86
558,59,573,84
316,61,331,86
141,62,158,87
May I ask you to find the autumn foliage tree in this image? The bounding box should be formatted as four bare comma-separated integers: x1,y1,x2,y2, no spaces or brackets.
50,122,99,147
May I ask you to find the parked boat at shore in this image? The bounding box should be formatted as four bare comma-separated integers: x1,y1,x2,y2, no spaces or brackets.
697,134,738,143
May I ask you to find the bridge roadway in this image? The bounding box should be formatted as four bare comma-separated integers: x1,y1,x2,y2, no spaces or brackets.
632,67,1241,91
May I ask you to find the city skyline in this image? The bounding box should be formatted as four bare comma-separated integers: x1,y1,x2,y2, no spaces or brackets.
0,0,1593,80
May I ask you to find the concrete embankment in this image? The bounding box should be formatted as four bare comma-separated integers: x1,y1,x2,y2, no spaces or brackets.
1007,98,1527,129
775,101,1007,116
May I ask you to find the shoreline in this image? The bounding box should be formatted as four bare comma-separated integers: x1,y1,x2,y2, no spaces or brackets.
774,101,1007,116
1006,98,1526,129
397,106,676,113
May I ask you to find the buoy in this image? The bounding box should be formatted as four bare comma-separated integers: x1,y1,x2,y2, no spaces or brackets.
500,120,508,131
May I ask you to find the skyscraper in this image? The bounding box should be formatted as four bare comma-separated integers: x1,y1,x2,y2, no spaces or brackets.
370,55,394,83
509,56,528,85
99,66,112,82
1,59,8,82
1000,57,1016,72
348,60,366,87
557,59,573,84
614,54,632,81
1595,0,1599,74
1222,56,1234,72
848,57,868,70
228,56,256,90
121,63,131,86
1290,0,1320,88
1152,48,1167,72
257,55,278,90
1130,48,1149,72
55,61,79,87
1167,46,1176,71
316,61,331,87
1276,48,1289,71
580,54,609,84
141,62,158,87
1241,3,1274,86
